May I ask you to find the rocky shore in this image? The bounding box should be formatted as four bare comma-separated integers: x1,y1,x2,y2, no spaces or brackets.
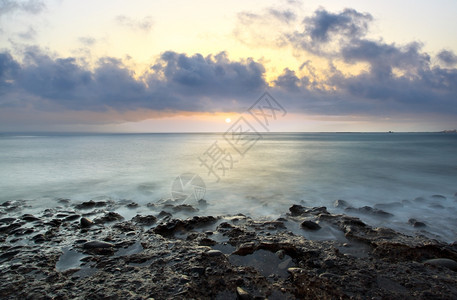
1,199,457,299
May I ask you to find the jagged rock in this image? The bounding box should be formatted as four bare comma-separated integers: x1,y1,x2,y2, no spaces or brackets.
131,215,156,225
94,212,124,224
75,200,107,210
301,220,321,231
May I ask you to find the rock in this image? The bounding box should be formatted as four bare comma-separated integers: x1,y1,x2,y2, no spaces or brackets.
57,198,70,204
345,206,393,218
126,202,139,208
408,218,426,228
198,199,208,208
158,211,172,218
424,258,457,271
236,287,253,300
334,199,350,208
21,214,40,222
80,217,94,228
233,242,256,256
64,215,80,222
173,204,198,213
289,204,306,216
0,217,16,224
431,195,446,200
131,215,156,225
75,200,107,210
94,212,124,224
83,241,115,249
205,250,224,257
301,220,321,231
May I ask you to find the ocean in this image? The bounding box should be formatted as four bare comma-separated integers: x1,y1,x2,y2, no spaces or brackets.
1,132,456,242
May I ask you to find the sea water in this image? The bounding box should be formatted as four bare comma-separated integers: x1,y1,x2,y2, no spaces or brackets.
0,132,456,242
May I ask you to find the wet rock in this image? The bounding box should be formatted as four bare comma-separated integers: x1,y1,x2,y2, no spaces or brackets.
173,204,198,213
158,211,172,218
64,215,80,222
408,218,426,228
236,287,253,300
205,250,224,257
83,241,115,249
334,199,350,208
126,202,139,208
94,212,124,224
75,200,107,210
198,199,208,208
21,214,40,222
301,220,321,231
289,204,306,216
80,217,93,228
131,215,156,226
0,217,16,224
57,198,70,204
0,223,22,234
234,242,256,256
345,206,393,218
0,250,20,261
424,258,457,271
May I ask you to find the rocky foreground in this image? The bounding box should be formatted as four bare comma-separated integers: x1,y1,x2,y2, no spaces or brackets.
1,199,457,299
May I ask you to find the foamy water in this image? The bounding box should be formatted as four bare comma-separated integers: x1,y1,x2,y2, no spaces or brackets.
0,132,456,242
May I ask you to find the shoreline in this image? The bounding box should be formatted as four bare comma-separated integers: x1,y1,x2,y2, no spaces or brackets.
1,200,457,299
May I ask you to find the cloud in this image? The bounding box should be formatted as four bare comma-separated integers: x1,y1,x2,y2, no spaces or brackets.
17,26,36,40
0,0,45,16
78,37,97,46
233,8,297,47
0,48,266,115
286,8,372,55
115,15,153,32
1,7,456,129
437,50,457,67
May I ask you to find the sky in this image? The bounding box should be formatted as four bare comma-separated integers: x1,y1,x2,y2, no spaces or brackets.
0,0,456,132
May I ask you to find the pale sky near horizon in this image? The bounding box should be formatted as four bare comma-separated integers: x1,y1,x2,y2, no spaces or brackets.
0,0,456,132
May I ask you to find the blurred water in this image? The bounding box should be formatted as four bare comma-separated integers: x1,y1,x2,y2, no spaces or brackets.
0,132,456,241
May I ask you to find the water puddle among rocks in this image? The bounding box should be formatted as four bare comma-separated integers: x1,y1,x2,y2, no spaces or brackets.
56,247,97,278
56,247,87,272
229,249,294,279
212,243,235,254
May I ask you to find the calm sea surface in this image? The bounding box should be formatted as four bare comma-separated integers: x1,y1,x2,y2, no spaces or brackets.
1,132,456,241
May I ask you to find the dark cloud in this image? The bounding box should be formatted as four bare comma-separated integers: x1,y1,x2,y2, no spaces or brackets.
287,8,372,55
115,15,153,32
437,50,457,67
0,51,20,95
0,0,45,16
0,48,266,113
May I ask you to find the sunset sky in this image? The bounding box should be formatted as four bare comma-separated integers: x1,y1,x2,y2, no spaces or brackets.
1,0,456,132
